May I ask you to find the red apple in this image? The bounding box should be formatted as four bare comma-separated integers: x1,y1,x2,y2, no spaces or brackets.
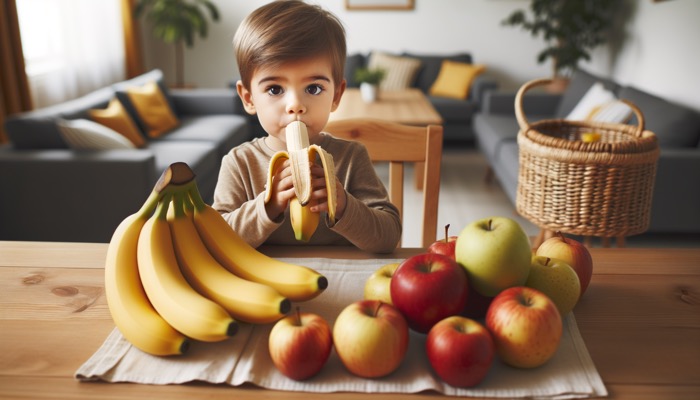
332,300,409,378
485,286,562,368
268,308,332,380
426,316,495,387
428,224,458,259
536,232,593,298
390,253,469,333
461,278,494,319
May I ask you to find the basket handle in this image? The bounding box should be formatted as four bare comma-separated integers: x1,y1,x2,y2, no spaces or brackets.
515,78,551,131
515,78,647,138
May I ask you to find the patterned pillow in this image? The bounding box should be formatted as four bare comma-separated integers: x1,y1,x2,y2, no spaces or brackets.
57,119,136,150
367,52,421,91
566,82,632,123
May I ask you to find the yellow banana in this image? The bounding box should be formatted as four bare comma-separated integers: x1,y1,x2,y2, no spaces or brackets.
104,187,188,356
167,192,292,324
265,120,337,242
137,192,238,342
187,183,328,302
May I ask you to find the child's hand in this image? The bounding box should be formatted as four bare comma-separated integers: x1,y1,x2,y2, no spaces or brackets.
308,164,347,221
264,159,297,221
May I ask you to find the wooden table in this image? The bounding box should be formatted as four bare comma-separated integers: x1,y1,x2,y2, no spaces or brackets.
1,241,698,399
329,88,443,126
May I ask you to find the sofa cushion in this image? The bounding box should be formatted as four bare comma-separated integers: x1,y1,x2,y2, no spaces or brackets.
429,96,478,123
113,69,176,134
473,114,520,160
88,98,146,147
154,114,251,159
493,141,520,204
125,81,180,138
367,52,422,91
5,86,114,149
401,53,472,93
618,86,700,148
555,69,619,118
57,119,135,150
429,61,486,100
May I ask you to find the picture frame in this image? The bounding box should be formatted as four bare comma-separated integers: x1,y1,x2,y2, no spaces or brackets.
345,0,415,11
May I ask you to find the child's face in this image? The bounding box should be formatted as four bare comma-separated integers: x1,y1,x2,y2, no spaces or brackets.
237,55,346,148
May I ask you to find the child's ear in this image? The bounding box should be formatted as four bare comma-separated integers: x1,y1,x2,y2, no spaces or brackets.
330,79,347,112
236,80,257,115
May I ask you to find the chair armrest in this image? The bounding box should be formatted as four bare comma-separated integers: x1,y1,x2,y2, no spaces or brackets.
169,89,245,116
0,149,159,242
482,91,562,117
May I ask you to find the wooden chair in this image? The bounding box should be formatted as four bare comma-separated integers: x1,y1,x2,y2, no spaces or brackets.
324,118,443,248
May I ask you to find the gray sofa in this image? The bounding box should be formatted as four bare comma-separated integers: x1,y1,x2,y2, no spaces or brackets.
474,68,700,234
0,69,252,243
345,52,498,143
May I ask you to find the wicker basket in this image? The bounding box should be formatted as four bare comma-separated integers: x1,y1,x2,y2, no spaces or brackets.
515,79,660,238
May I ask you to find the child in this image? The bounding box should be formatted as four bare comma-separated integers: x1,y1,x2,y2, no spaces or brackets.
212,0,401,253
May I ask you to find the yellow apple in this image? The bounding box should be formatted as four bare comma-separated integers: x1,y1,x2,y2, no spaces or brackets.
363,262,399,305
525,256,580,316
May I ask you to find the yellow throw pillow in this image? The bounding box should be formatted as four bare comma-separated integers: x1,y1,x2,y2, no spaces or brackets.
126,81,179,138
89,98,146,148
429,61,486,100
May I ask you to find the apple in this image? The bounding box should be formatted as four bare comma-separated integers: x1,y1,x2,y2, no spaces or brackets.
390,253,469,333
428,224,458,259
461,278,494,319
426,316,495,387
363,262,399,305
485,286,562,368
536,232,593,298
268,308,333,380
332,300,409,378
525,256,580,316
455,217,532,297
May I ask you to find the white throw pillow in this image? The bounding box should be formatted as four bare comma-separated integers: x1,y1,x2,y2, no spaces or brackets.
367,52,421,91
57,119,136,150
566,82,632,123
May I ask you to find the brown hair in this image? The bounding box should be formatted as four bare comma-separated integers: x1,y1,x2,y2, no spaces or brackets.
233,0,347,89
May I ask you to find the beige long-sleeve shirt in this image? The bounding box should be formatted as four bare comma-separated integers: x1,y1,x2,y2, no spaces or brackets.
212,133,402,253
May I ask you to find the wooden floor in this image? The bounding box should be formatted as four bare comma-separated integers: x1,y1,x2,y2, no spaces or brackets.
374,145,700,249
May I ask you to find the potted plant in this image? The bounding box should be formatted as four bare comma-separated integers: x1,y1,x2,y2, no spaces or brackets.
135,0,220,88
354,67,386,102
502,0,621,92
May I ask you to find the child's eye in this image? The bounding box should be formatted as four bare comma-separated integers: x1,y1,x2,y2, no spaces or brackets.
266,85,284,96
306,84,324,95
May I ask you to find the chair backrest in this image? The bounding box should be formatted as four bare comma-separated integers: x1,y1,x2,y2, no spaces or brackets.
324,118,443,248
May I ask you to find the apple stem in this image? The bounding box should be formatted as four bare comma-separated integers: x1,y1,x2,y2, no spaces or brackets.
556,231,568,244
488,219,493,231
545,257,551,266
444,224,450,243
295,306,302,326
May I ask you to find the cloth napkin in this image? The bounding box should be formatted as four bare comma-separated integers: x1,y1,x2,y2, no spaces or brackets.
76,258,607,399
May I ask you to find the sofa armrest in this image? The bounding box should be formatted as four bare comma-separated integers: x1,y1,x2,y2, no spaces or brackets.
169,89,244,116
0,148,159,242
470,76,499,109
482,91,562,117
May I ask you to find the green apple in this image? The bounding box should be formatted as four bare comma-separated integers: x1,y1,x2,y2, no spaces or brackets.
525,255,581,316
455,217,532,297
364,262,399,305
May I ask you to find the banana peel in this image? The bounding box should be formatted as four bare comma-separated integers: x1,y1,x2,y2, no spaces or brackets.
265,121,337,242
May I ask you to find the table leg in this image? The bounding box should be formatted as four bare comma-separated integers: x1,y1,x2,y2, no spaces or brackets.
414,162,424,190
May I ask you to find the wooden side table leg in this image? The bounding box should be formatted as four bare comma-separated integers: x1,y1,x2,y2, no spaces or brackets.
602,237,611,248
584,236,593,247
532,229,545,250
616,236,626,248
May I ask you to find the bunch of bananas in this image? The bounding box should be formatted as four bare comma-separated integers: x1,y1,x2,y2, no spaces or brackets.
265,120,337,242
105,163,328,356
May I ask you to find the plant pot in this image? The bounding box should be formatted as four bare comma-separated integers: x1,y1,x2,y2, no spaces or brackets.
360,82,379,103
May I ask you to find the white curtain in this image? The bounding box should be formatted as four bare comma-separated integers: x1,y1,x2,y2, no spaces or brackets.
17,0,126,108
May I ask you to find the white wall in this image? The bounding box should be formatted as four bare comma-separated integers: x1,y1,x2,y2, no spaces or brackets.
141,0,700,112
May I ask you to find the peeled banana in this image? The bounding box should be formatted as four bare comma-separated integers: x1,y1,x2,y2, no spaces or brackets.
187,183,329,302
265,120,337,242
104,188,189,356
137,192,238,342
168,192,292,324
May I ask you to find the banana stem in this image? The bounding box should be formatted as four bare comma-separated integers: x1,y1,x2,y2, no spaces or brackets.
187,184,207,211
155,193,173,220
171,192,186,219
136,189,164,220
